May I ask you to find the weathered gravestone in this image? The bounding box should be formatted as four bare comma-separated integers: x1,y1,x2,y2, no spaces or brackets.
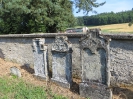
10,66,21,77
79,29,112,99
32,38,48,79
51,36,72,88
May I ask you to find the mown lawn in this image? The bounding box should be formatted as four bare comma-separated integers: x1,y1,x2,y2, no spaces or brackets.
0,76,67,99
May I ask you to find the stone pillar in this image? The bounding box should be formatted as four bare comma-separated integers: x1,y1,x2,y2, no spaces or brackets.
51,36,72,88
32,38,48,79
79,29,112,99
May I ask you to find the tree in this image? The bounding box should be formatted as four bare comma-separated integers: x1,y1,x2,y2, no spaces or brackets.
0,0,105,33
76,10,133,26
0,0,76,33
73,0,106,14
128,22,132,27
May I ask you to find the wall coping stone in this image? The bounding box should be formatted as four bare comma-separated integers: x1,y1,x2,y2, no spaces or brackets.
0,33,133,40
0,33,86,38
102,33,133,40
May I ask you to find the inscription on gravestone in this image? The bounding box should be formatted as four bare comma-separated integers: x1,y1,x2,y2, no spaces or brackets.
32,38,48,79
51,36,72,88
79,29,112,99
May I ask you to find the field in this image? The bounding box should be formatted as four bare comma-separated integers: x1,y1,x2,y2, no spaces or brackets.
89,23,133,33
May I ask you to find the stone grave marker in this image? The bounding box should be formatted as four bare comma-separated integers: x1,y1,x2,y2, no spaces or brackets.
32,38,48,79
79,29,112,99
10,66,21,77
51,36,72,88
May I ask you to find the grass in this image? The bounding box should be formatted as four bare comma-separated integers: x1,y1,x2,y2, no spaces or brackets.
0,76,67,99
89,23,133,33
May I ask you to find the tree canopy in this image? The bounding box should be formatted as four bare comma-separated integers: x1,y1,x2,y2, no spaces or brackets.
0,0,105,34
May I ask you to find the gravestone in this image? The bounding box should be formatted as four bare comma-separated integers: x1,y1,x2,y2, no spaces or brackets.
32,38,48,79
79,29,112,99
51,36,72,88
10,66,21,77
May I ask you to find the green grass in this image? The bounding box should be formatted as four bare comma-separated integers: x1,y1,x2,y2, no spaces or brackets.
0,76,67,99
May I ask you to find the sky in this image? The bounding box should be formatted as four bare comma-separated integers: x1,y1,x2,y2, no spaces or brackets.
73,0,133,17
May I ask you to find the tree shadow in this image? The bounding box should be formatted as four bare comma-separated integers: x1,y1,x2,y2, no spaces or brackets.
20,64,34,74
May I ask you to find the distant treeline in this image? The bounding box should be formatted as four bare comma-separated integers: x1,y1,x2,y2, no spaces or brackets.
76,10,133,26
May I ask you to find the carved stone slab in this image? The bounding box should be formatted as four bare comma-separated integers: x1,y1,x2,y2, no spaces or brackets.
32,38,48,78
51,36,72,88
82,48,106,83
52,36,72,52
80,29,109,83
79,29,112,99
79,82,112,99
80,29,109,54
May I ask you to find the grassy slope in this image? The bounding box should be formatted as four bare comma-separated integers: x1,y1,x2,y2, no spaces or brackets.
89,23,133,33
0,76,67,99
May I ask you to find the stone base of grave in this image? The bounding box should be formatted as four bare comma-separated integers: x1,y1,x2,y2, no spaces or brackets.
79,81,112,99
51,78,71,89
33,74,46,80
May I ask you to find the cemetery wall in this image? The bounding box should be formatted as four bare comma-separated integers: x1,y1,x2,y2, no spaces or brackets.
0,33,85,78
1,31,133,98
104,34,133,87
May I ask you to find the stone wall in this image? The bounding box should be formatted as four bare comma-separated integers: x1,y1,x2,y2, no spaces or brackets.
0,33,85,79
110,40,133,85
0,38,33,66
1,31,133,98
108,36,133,87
